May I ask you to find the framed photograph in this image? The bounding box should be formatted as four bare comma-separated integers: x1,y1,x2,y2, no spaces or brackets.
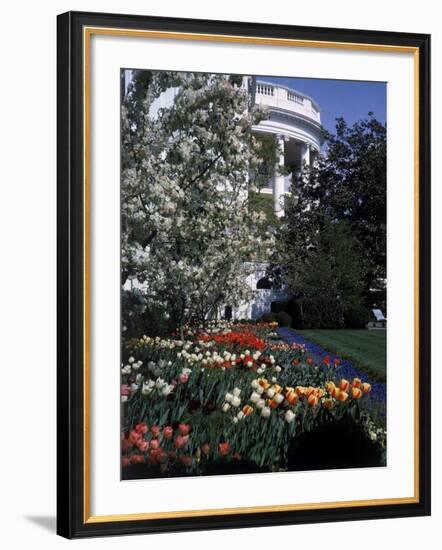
57,11,431,538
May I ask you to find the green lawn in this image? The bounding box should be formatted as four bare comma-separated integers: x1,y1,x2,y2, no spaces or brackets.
298,329,386,381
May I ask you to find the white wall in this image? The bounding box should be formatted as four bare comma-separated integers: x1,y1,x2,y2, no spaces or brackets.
0,0,439,548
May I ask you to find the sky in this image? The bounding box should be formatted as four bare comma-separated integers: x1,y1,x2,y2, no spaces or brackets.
261,76,386,134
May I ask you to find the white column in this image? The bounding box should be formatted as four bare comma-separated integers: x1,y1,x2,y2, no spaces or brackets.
301,142,311,167
273,134,285,218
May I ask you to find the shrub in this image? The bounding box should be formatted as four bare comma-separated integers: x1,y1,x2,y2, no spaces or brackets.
344,304,370,329
301,297,344,329
258,312,278,323
275,311,292,327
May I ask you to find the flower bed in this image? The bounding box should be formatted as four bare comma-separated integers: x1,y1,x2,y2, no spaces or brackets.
121,322,386,478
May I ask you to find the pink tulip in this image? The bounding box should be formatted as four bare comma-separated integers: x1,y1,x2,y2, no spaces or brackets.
151,425,161,438
179,373,189,384
178,423,190,436
163,426,174,439
174,435,189,449
150,439,160,450
137,440,149,453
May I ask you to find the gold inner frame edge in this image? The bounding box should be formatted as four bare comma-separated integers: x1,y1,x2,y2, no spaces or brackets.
82,26,420,524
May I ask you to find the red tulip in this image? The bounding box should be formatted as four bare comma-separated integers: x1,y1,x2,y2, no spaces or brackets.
218,442,231,456
323,355,331,366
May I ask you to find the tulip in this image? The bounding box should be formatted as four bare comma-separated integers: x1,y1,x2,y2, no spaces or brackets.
305,386,315,397
306,357,314,365
274,393,284,404
256,398,265,410
334,358,341,366
179,455,193,467
323,355,331,366
250,391,260,404
261,406,271,418
122,457,130,468
174,435,189,449
326,381,336,393
225,392,233,403
129,430,141,445
137,439,149,453
258,378,270,390
351,387,363,399
323,398,334,409
135,422,148,434
337,390,349,402
151,425,161,438
178,423,191,436
361,382,372,393
218,442,231,456
308,394,319,407
201,443,210,456
222,402,231,413
352,378,362,388
150,439,160,450
339,379,350,392
269,398,279,409
231,396,241,408
242,405,253,416
284,410,295,423
286,391,298,406
163,426,174,439
179,373,189,384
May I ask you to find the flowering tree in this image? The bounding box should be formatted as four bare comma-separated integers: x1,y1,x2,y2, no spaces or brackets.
122,71,274,336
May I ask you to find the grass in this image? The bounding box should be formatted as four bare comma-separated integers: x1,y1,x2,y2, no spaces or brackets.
297,329,386,382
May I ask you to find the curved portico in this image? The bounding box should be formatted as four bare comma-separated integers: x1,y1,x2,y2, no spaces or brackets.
250,79,324,217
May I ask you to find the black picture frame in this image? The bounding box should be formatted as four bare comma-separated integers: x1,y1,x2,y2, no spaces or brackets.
57,10,431,539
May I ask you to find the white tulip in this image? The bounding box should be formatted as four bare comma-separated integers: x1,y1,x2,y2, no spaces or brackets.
266,388,275,399
275,393,284,404
285,410,295,423
251,380,259,390
237,411,245,420
225,392,233,403
256,399,265,410
233,387,241,397
275,366,282,373
250,391,260,404
261,407,271,418
128,357,135,364
222,402,231,413
231,396,241,408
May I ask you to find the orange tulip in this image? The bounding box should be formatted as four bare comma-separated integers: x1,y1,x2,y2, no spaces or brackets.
352,378,362,388
308,394,319,407
361,382,372,393
269,398,279,409
295,386,305,396
339,379,350,392
331,387,340,399
323,398,334,409
272,384,283,394
351,387,363,399
337,390,349,402
242,404,254,416
305,386,316,397
258,378,270,390
286,391,298,406
326,381,336,393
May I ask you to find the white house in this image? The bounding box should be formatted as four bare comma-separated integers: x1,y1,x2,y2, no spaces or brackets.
229,77,324,320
